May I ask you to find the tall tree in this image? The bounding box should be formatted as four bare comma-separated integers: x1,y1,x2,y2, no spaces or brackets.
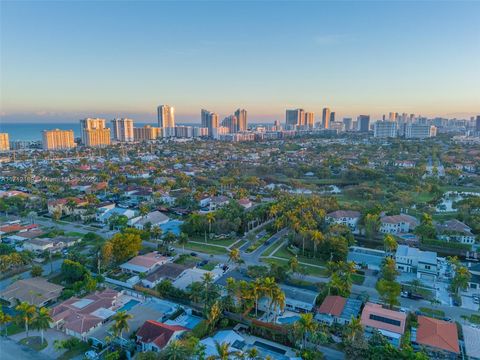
111,311,133,341
15,302,36,337
31,307,52,344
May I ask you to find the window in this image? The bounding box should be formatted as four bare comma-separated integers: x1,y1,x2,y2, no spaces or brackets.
425,265,430,270
369,314,401,327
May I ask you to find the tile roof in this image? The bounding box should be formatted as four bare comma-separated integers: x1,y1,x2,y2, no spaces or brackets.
416,316,459,354
136,320,187,349
317,296,346,316
360,303,406,335
0,277,64,306
327,210,361,219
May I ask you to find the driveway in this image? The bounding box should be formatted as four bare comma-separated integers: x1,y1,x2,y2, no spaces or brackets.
0,337,51,360
10,329,70,359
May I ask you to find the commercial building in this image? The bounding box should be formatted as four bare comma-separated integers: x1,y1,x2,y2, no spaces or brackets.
0,133,9,151
157,105,175,128
305,112,315,128
222,115,238,133
201,109,219,137
134,125,161,141
193,127,209,137
175,126,194,138
286,109,305,128
80,118,111,147
343,118,353,131
234,108,248,131
111,118,134,142
405,124,437,139
330,111,335,123
357,115,370,132
322,107,331,129
42,129,76,150
374,121,397,138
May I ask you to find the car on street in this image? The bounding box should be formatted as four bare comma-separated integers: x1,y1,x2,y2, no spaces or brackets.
190,252,198,257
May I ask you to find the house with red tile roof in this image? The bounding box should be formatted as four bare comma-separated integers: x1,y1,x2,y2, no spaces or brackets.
315,295,362,325
360,302,406,347
412,316,460,358
51,289,120,339
120,252,169,274
136,320,188,352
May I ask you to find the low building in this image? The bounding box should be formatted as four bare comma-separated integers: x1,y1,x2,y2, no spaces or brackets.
462,325,480,360
141,263,191,289
280,284,318,313
436,219,476,245
395,245,437,281
380,214,419,234
238,198,253,209
130,211,169,230
411,316,459,358
173,268,223,291
96,207,137,224
0,277,64,307
120,252,168,274
51,289,120,340
347,246,386,271
136,320,188,352
47,197,88,216
23,236,81,253
326,210,361,232
360,302,406,347
315,295,362,325
209,196,230,211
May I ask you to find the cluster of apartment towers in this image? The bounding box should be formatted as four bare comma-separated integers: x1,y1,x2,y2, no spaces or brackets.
38,105,249,150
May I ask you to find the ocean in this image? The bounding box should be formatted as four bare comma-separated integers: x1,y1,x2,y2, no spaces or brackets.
0,122,159,141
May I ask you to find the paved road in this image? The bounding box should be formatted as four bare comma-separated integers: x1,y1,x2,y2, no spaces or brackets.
0,338,51,360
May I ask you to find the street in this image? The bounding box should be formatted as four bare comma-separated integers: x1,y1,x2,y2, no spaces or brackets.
0,338,51,360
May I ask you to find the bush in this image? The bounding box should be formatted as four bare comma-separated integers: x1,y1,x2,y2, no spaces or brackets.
191,320,210,338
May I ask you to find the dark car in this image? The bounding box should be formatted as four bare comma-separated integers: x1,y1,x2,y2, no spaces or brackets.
190,252,198,257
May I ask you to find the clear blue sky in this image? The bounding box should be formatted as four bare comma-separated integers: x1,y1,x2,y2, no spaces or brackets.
1,0,479,123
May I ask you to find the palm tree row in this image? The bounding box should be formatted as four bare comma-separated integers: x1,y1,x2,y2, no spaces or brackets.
14,302,52,344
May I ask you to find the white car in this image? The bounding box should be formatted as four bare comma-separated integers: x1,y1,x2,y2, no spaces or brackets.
84,350,99,360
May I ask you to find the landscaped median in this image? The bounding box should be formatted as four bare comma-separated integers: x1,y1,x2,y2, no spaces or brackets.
19,336,48,351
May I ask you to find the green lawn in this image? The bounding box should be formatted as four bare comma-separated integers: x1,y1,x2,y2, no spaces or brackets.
262,241,281,257
419,307,445,318
200,262,218,271
462,314,480,325
352,274,365,285
231,239,248,249
273,245,327,267
57,341,90,360
6,323,24,336
19,336,48,351
261,258,329,277
66,231,84,237
183,242,228,255
191,235,237,247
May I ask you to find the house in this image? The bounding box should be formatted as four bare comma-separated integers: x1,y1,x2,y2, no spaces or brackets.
280,284,318,313
198,196,211,208
411,316,459,358
467,263,480,293
347,246,386,271
0,223,39,236
462,325,480,360
51,289,120,340
141,263,191,289
360,302,406,347
395,245,438,281
130,211,169,230
96,207,137,224
0,277,64,307
209,195,230,211
120,252,168,274
47,197,88,216
315,295,362,325
380,214,419,234
238,198,253,209
436,219,476,245
23,236,81,253
173,268,223,291
136,320,188,352
326,210,361,232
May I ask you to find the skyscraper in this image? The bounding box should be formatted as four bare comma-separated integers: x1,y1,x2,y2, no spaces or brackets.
388,112,397,121
374,121,397,138
80,118,111,147
330,111,335,123
157,105,175,128
357,115,370,132
234,109,247,131
0,133,10,151
201,109,219,137
405,124,437,138
305,112,315,128
322,108,331,129
285,109,305,128
343,118,353,131
42,129,76,150
476,115,480,132
111,118,134,142
133,125,161,141
222,115,238,133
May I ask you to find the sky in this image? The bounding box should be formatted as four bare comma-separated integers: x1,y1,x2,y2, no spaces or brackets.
1,0,479,124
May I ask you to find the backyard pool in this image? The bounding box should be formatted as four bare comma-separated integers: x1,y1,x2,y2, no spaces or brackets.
253,341,287,355
277,315,300,325
118,299,141,312
160,220,184,236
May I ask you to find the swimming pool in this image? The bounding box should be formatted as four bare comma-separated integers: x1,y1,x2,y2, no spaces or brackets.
118,299,140,312
277,315,300,324
160,220,184,236
253,341,287,355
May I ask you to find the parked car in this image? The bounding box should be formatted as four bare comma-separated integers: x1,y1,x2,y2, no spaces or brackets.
190,252,198,257
401,291,409,298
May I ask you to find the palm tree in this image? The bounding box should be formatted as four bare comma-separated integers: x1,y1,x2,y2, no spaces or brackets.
202,272,215,312
31,307,52,344
207,301,222,332
288,256,299,275
178,232,189,252
245,347,260,360
15,302,36,337
344,316,363,342
251,278,264,317
151,226,163,241
270,287,285,323
206,212,216,242
228,248,241,264
0,306,13,336
161,340,190,360
294,313,318,349
207,341,239,360
111,310,133,341
309,230,324,258
188,282,203,304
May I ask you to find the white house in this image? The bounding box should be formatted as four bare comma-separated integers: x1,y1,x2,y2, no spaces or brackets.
326,210,361,232
436,219,476,245
380,214,419,234
395,245,437,281
129,211,169,230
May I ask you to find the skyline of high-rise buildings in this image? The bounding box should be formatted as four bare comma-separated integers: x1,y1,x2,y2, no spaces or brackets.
322,108,331,129
111,118,134,142
80,118,111,147
157,105,175,129
42,129,76,150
